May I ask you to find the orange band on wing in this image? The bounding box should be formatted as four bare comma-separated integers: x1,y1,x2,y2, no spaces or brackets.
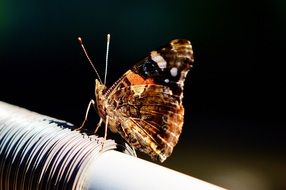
126,71,155,85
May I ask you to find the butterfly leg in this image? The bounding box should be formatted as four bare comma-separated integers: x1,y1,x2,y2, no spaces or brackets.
104,116,109,140
94,118,103,134
99,115,109,151
131,145,137,157
76,99,96,131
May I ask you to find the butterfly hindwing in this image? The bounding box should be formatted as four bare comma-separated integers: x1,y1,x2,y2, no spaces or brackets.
107,84,184,162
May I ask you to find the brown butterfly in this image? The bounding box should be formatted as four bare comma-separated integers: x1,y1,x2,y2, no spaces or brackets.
78,36,194,162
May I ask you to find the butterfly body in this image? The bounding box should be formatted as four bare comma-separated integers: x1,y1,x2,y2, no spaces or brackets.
94,39,194,162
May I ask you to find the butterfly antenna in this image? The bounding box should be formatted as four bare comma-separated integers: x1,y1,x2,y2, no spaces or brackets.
78,37,103,84
104,34,110,85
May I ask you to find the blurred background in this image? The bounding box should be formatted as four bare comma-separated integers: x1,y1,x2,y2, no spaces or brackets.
0,0,285,189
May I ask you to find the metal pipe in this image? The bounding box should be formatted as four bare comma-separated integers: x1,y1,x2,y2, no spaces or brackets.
0,101,225,190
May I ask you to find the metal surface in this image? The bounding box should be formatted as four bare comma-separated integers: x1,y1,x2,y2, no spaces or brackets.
0,101,134,190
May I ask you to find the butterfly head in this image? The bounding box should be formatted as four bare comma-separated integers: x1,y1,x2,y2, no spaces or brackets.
95,79,106,92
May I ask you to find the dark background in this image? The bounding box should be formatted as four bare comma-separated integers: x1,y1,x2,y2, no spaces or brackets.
0,0,285,189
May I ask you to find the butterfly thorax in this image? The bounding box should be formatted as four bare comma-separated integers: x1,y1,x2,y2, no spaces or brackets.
95,79,106,118
95,79,121,133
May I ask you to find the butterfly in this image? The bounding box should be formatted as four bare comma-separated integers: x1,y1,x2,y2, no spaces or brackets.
78,37,194,162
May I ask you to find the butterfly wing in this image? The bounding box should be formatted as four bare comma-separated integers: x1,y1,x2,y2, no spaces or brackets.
108,84,184,162
101,39,194,162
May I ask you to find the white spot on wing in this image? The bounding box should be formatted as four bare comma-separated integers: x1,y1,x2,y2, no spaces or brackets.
151,51,167,71
170,67,178,77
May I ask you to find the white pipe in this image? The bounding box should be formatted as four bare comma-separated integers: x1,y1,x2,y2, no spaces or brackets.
0,101,225,190
84,150,226,190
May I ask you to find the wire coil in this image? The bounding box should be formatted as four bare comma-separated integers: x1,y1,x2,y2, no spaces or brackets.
0,101,134,190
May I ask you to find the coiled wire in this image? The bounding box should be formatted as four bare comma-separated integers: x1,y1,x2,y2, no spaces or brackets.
0,101,135,190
